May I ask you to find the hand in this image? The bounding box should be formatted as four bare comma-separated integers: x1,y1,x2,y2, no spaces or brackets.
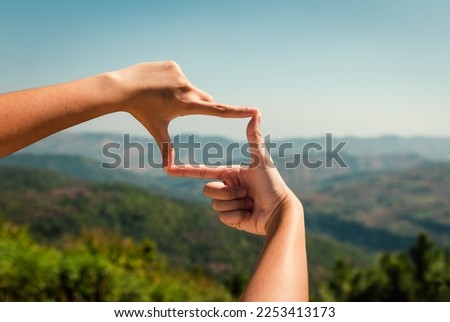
168,114,308,301
108,61,258,168
0,61,257,159
167,113,302,235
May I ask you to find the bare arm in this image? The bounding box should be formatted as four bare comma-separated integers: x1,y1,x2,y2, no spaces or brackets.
0,73,120,157
168,114,309,301
0,61,257,165
241,198,307,301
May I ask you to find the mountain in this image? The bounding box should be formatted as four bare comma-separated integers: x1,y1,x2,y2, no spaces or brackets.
1,149,432,201
2,153,448,252
286,135,450,160
17,132,450,161
0,166,371,291
303,162,450,251
0,153,207,202
13,131,448,196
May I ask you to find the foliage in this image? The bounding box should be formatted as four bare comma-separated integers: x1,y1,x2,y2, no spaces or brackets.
1,165,448,301
0,220,232,301
0,166,370,292
0,166,264,280
318,233,450,301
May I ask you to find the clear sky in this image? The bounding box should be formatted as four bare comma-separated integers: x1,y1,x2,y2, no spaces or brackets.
1,0,449,139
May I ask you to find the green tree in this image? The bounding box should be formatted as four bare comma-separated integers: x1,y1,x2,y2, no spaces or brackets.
321,233,450,301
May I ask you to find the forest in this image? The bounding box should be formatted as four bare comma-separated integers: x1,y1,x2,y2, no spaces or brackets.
0,165,449,301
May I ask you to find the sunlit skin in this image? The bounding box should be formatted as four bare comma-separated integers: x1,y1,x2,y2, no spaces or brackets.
0,61,258,166
168,115,309,301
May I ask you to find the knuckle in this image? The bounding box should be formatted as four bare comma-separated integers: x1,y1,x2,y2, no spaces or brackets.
199,167,207,179
203,183,215,197
228,188,237,199
255,128,262,137
252,127,262,139
165,60,180,70
212,104,227,114
175,76,190,89
211,199,219,210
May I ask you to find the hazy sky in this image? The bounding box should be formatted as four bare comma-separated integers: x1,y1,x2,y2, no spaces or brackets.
1,0,449,139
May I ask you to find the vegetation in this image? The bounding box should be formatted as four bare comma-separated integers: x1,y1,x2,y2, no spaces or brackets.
318,233,450,301
0,166,264,277
0,166,372,300
0,153,207,201
0,220,232,301
1,158,448,301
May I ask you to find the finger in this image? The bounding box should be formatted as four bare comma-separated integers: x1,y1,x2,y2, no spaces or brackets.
246,113,264,146
219,210,251,230
212,198,253,212
167,164,237,179
246,113,267,167
186,100,259,118
203,181,247,200
152,126,173,170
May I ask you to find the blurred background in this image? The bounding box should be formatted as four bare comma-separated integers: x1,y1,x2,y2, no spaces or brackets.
0,0,449,301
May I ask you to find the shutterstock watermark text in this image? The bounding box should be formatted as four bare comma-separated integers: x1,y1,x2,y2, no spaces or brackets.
101,133,348,170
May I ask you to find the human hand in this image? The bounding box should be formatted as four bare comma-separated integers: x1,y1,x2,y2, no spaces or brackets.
108,61,258,168
168,114,307,301
167,113,302,236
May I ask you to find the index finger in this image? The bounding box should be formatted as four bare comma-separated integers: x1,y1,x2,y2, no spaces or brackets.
186,101,259,118
166,164,227,179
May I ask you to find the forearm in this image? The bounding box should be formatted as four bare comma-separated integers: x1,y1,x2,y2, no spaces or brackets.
0,73,121,157
240,199,308,301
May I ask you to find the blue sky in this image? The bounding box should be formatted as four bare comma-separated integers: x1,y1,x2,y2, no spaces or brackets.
1,0,449,139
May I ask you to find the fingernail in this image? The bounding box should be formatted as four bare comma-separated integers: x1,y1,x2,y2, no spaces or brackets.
245,199,254,208
257,113,262,124
237,189,246,198
249,107,259,114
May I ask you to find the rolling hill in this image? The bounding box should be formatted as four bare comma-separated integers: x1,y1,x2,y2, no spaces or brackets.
16,132,450,161
13,131,448,196
303,162,450,251
0,166,372,294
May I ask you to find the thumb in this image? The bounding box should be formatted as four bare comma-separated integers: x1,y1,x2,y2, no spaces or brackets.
246,113,267,167
152,127,173,170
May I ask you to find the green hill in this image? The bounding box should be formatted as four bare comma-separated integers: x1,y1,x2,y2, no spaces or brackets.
0,166,262,273
3,153,448,252
0,151,432,203
0,220,232,301
0,166,372,298
0,153,206,201
304,162,450,251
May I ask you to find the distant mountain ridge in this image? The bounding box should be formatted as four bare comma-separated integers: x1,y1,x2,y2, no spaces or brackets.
2,153,448,252
16,131,450,161
11,131,447,196
304,162,450,250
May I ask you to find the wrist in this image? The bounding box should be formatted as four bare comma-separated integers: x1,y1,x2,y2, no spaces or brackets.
266,194,304,239
95,70,132,113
